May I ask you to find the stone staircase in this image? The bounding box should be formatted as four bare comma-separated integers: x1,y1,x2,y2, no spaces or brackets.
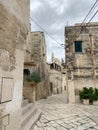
21,99,42,130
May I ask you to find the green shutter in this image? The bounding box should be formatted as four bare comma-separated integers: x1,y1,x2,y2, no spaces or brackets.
74,41,82,52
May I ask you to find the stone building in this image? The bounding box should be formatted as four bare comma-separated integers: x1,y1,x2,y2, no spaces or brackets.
0,0,30,130
65,22,98,103
30,32,46,79
24,30,32,62
23,31,50,102
24,27,36,75
31,32,46,64
24,29,37,76
48,53,62,94
23,36,36,103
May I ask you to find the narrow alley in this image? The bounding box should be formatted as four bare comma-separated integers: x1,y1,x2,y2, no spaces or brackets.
32,92,98,130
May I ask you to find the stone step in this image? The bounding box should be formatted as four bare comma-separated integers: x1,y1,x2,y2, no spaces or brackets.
22,99,29,107
21,105,37,127
21,109,42,130
22,103,34,115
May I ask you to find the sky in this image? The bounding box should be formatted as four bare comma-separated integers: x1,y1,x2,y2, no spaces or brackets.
30,0,98,62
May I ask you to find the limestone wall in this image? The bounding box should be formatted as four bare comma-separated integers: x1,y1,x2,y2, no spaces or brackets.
31,32,50,98
65,23,98,103
31,32,46,63
49,69,62,94
0,0,30,129
35,64,50,100
24,31,32,62
23,80,50,102
35,81,49,100
23,81,36,103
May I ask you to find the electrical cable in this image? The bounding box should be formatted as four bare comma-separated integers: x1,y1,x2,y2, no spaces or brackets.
30,17,64,48
87,10,98,25
30,0,98,49
76,0,98,38
81,0,98,25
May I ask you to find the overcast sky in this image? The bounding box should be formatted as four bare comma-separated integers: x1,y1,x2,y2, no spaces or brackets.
30,0,98,62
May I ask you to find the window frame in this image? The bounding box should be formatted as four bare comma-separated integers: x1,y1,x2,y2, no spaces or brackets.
73,41,83,53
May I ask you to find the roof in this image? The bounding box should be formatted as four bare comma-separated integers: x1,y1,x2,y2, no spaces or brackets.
65,22,98,28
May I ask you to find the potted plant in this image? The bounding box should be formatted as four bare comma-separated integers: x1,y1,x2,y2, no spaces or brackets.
93,88,98,105
26,72,41,83
88,87,94,105
79,87,89,105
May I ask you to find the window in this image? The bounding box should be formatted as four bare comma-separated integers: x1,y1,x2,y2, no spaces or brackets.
24,69,30,76
74,41,82,53
50,64,54,69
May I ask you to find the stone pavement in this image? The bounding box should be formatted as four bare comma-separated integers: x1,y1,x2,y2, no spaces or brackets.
32,91,98,130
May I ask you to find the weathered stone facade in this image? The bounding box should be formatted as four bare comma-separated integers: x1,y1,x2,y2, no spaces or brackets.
48,63,62,94
31,32,46,64
65,22,98,103
24,30,32,62
23,31,50,101
31,32,50,99
48,54,63,94
0,0,30,129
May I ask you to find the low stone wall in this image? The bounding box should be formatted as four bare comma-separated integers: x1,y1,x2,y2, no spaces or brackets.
35,81,49,101
23,81,36,102
35,81,44,101
23,80,50,102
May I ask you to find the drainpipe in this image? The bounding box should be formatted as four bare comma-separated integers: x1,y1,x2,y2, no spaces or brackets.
66,64,69,103
89,34,96,87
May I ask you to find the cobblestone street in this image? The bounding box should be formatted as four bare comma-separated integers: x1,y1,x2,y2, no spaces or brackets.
32,92,98,130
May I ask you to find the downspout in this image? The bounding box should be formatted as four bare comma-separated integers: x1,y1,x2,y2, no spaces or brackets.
89,34,96,87
65,44,69,103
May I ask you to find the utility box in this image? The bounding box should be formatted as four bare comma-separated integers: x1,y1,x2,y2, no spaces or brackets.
0,77,14,103
0,71,14,104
